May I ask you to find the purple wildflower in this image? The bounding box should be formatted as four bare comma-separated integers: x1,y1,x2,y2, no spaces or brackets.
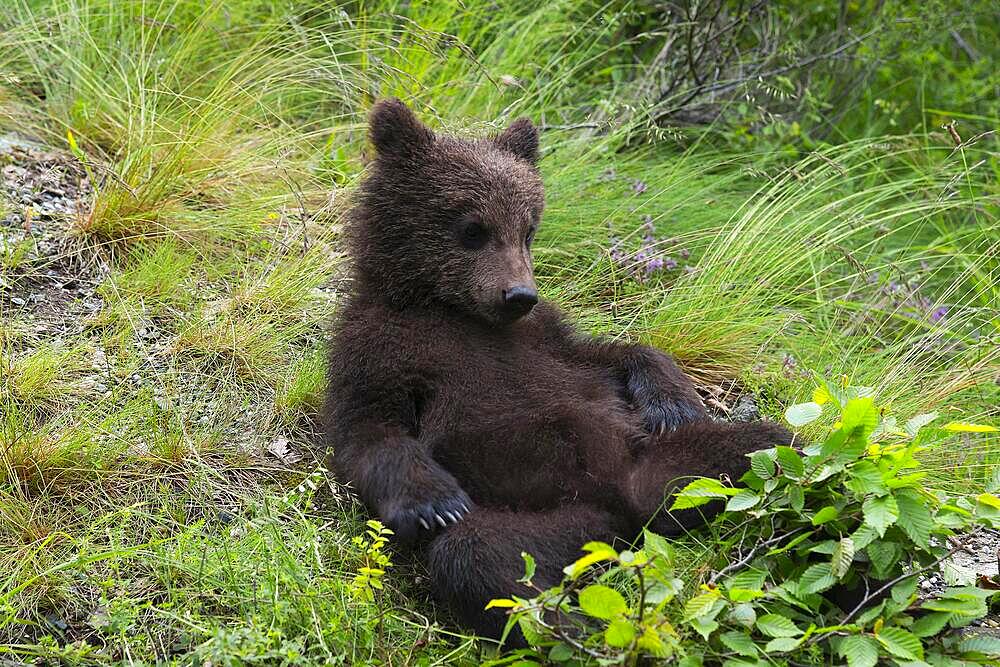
645,256,664,275
663,257,678,270
632,179,647,194
930,306,948,322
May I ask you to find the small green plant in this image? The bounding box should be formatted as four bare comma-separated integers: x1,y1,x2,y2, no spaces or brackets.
492,379,1000,665
0,235,31,272
350,519,394,603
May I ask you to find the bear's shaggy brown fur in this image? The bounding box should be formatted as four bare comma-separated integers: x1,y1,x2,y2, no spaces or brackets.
325,99,792,641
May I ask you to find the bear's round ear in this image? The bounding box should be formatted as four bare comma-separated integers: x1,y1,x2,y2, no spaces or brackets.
493,118,539,165
369,98,434,159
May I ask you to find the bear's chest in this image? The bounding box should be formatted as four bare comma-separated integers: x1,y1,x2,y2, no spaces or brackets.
418,337,636,506
432,335,618,420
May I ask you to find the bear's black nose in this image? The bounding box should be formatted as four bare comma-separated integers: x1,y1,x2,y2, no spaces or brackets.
502,286,538,316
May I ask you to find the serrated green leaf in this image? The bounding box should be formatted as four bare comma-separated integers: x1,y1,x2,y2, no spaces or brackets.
727,569,766,591
911,611,953,637
856,600,886,626
851,524,878,549
644,578,683,605
637,626,671,658
788,484,804,511
725,491,761,512
785,402,823,427
842,397,878,441
839,634,879,667
890,576,917,604
810,462,845,483
756,614,802,638
798,562,837,594
863,494,899,536
689,611,720,640
866,540,902,580
578,585,627,620
764,636,801,653
605,618,636,648
670,477,740,510
875,627,923,660
776,446,805,480
643,529,674,563
720,631,758,657
683,590,721,621
812,505,840,525
831,537,855,578
751,450,776,479
956,635,1000,656
810,540,837,554
894,490,932,547
920,595,988,617
845,460,888,496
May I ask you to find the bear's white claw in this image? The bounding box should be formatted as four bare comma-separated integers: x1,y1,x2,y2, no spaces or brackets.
435,513,447,527
460,503,470,514
419,517,430,530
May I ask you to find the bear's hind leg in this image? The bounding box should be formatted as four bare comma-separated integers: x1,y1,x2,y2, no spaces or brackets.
626,421,793,535
426,505,626,644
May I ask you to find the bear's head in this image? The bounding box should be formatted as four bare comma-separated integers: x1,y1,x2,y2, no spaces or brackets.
350,98,545,326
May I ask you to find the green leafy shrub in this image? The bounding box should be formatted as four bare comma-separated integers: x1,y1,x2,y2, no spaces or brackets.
491,380,1000,665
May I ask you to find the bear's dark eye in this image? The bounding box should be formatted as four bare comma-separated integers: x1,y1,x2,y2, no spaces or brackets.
525,226,536,247
459,220,489,250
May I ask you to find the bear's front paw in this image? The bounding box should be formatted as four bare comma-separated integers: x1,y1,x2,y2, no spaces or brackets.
381,487,473,543
636,394,707,436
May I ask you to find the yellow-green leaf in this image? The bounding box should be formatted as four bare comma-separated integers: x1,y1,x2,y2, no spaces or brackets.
563,544,618,578
605,618,637,648
485,598,518,610
579,584,628,620
942,421,998,433
812,386,830,405
976,493,1000,510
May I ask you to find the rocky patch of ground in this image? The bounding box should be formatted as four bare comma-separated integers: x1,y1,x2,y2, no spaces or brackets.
0,133,107,343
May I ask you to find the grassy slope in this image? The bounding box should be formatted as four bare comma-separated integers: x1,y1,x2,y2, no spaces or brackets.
0,0,997,663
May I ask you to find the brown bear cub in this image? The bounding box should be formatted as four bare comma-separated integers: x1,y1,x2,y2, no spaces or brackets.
325,99,792,641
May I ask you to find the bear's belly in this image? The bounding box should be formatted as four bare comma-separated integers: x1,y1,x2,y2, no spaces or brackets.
425,355,640,510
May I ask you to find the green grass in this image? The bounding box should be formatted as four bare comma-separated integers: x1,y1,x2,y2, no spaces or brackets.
0,0,997,663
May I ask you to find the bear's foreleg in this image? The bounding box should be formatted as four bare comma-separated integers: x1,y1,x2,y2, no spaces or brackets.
534,303,706,435
625,420,794,535
342,433,473,544
617,345,708,435
426,505,628,644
